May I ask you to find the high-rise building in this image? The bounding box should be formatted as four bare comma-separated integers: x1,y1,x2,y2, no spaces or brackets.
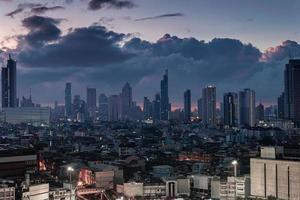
2,55,17,108
284,59,300,126
73,95,86,122
153,93,161,121
64,82,72,118
108,95,121,122
223,92,237,127
197,98,202,119
277,92,285,119
143,97,152,120
202,86,216,127
86,87,97,119
184,89,191,122
160,70,170,120
99,93,109,121
239,88,256,127
121,83,132,120
256,103,265,122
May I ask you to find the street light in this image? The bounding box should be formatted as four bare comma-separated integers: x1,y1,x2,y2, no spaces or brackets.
67,167,74,200
231,160,238,177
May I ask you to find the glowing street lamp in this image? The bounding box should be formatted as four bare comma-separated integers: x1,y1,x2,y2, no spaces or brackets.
231,160,238,177
67,166,74,200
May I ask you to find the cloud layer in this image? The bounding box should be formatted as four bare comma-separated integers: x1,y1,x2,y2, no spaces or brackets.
0,14,295,105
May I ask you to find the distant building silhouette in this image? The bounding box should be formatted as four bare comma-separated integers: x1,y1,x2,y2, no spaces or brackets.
239,88,256,127
108,95,121,122
99,93,109,121
2,55,17,108
153,93,161,121
256,103,265,122
64,82,72,118
86,87,97,120
160,70,170,120
202,86,216,127
184,89,191,122
223,92,237,127
121,83,132,120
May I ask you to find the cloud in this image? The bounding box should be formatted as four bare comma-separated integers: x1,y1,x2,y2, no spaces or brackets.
5,3,63,17
6,8,23,18
261,40,300,62
135,13,184,22
88,0,136,10
18,24,133,68
4,18,293,104
31,6,65,14
21,15,62,47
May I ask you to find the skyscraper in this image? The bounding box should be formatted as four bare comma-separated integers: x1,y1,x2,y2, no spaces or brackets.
2,55,17,108
277,92,284,119
160,70,170,120
223,92,237,127
284,59,300,126
99,93,109,121
121,82,132,120
108,95,121,121
86,87,97,119
153,93,161,121
239,88,256,127
256,103,265,122
143,97,152,120
64,82,72,118
184,89,191,122
202,86,216,127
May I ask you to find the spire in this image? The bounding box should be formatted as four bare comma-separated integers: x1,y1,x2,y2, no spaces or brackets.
29,88,32,100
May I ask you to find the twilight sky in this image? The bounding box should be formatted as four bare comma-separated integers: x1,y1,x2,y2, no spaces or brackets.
1,0,300,108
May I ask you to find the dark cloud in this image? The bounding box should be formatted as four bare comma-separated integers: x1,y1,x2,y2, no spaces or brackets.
18,25,133,68
8,19,294,104
5,3,63,17
5,8,23,18
21,15,62,47
135,13,184,22
31,6,65,14
88,0,136,10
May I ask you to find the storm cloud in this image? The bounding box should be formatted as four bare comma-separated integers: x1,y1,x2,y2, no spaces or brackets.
88,0,136,10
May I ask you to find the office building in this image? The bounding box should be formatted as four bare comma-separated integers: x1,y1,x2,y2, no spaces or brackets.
143,97,152,120
223,92,237,127
108,95,121,121
98,93,108,121
153,93,161,121
121,83,132,120
160,70,170,120
256,103,265,122
64,83,72,118
0,107,50,126
2,55,17,108
284,59,300,126
202,86,216,127
251,146,300,200
238,88,256,127
86,88,97,119
184,89,191,122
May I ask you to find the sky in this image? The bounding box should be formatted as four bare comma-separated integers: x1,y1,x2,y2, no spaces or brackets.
0,0,300,108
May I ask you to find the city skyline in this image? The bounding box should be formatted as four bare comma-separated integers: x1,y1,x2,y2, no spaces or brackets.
1,0,300,106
